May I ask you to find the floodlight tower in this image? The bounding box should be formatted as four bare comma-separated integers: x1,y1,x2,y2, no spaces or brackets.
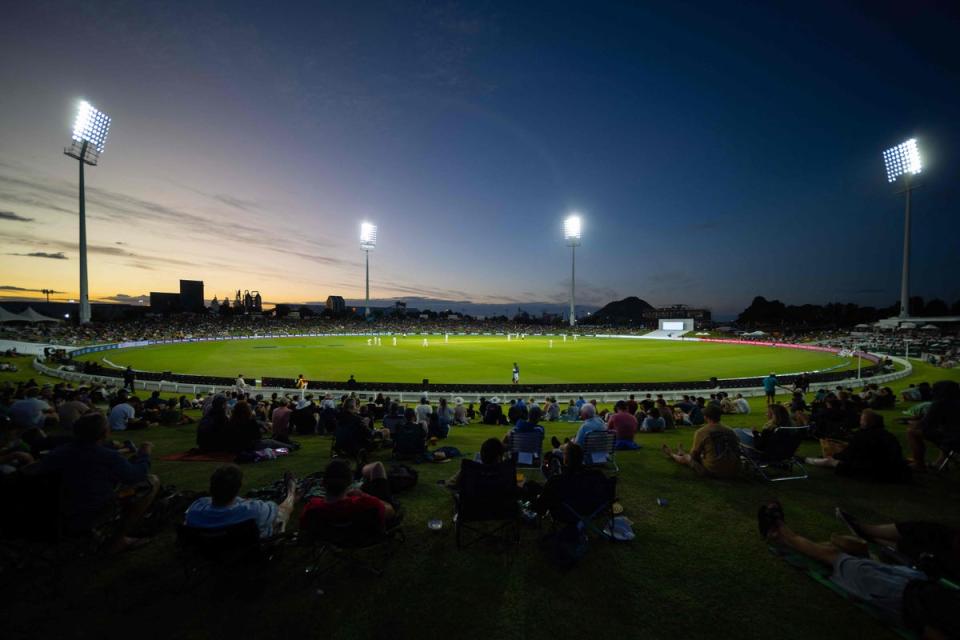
882,138,922,318
360,222,377,318
64,100,111,324
564,214,582,327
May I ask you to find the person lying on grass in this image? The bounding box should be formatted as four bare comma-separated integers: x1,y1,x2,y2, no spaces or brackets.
661,405,740,479
185,464,297,538
836,508,960,583
758,500,960,639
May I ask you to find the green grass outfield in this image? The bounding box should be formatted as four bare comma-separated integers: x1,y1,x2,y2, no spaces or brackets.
2,355,958,640
74,335,857,384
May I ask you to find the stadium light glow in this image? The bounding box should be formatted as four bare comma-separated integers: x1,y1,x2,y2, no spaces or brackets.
883,138,921,183
64,99,112,325
71,100,111,154
882,138,922,318
360,222,378,250
564,215,582,244
360,221,377,317
564,213,583,327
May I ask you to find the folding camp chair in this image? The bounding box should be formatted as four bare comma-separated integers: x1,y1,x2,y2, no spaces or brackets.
740,426,809,482
506,431,545,479
299,505,404,578
176,519,276,588
392,422,428,461
547,471,618,541
936,437,959,472
581,431,619,473
453,459,521,549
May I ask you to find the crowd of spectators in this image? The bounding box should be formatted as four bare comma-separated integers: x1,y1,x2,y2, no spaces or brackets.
0,314,653,348
3,356,959,636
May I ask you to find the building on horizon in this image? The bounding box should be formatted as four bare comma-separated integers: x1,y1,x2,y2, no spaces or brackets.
326,295,346,314
179,280,204,313
149,292,182,313
148,279,206,314
642,304,712,327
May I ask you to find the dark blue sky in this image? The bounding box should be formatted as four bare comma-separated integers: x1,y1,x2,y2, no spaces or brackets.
1,1,958,317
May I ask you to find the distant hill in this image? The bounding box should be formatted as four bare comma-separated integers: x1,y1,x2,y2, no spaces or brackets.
580,296,655,325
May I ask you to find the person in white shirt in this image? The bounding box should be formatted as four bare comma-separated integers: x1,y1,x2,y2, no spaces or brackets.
235,374,249,394
109,396,139,431
734,393,751,414
415,397,433,425
185,465,296,538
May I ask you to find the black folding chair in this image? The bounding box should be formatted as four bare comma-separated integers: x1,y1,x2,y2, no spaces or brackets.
299,505,405,579
740,426,809,482
453,459,521,549
936,436,959,472
547,471,619,541
392,422,427,461
581,431,619,473
176,519,273,588
506,431,545,478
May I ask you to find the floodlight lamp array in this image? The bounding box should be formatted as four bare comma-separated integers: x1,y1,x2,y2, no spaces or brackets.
360,222,377,250
883,138,921,183
72,100,111,153
564,215,582,243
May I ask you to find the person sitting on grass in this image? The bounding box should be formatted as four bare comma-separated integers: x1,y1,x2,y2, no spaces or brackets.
733,393,751,414
507,405,545,438
159,398,194,426
382,402,406,436
269,397,293,443
656,399,676,429
184,464,297,538
733,403,792,450
453,398,469,425
661,405,740,479
805,409,911,483
227,400,289,453
758,500,960,638
31,412,159,553
549,403,607,453
906,380,960,471
608,400,640,448
394,408,428,457
639,407,666,434
109,393,152,432
300,459,399,531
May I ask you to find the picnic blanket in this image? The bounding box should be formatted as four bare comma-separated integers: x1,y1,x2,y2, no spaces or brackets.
160,449,237,463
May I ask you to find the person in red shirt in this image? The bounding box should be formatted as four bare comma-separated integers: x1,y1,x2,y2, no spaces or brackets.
606,400,639,450
300,459,397,531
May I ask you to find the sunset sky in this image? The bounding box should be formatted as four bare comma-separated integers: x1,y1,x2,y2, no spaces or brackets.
2,1,959,316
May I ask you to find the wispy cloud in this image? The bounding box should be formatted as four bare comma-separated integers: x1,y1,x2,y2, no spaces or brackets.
0,285,64,293
0,210,33,222
97,293,149,303
9,251,68,260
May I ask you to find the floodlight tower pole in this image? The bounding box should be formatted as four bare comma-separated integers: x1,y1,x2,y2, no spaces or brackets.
77,140,91,325
364,248,370,318
569,243,576,327
899,176,912,318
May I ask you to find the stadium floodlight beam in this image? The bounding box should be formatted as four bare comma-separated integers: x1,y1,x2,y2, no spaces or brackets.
564,214,582,327
360,222,377,317
882,138,922,318
64,99,112,324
